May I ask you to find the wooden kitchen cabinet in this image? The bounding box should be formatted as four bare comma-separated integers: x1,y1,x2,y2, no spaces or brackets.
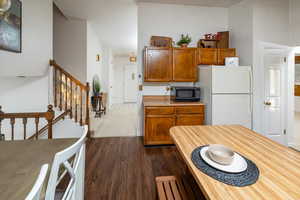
145,115,175,145
144,103,205,145
144,47,198,82
198,48,218,65
198,48,236,65
173,48,198,82
176,114,204,126
217,48,236,65
144,47,172,82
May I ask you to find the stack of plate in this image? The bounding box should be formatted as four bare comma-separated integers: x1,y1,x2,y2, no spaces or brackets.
200,144,248,173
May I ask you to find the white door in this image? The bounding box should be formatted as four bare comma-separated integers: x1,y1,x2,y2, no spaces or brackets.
124,65,138,103
263,55,286,145
212,94,252,129
212,66,251,94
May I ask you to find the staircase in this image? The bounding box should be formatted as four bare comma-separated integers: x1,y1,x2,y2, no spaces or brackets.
0,60,91,140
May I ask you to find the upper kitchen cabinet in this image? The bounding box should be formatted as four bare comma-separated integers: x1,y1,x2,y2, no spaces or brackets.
198,48,236,65
217,48,236,65
198,48,218,65
144,47,172,82
173,48,198,82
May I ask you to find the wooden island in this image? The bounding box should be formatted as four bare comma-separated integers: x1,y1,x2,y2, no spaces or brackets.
170,125,300,200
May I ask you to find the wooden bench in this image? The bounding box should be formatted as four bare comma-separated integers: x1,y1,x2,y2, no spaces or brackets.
155,176,191,200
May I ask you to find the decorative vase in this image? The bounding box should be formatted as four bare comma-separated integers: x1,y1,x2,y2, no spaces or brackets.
180,43,188,48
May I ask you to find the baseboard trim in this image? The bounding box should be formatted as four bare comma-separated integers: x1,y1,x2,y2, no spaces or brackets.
289,142,300,151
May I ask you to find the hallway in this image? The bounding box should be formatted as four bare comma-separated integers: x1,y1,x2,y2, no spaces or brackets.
93,103,138,138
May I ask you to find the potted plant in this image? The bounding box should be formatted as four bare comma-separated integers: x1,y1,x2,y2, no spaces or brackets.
177,34,192,48
92,75,101,96
94,81,101,96
92,76,101,112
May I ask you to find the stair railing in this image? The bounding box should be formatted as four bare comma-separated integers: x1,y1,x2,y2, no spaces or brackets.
0,105,55,140
49,60,90,137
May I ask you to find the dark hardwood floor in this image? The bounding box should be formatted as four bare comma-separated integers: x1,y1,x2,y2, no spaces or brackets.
85,137,205,200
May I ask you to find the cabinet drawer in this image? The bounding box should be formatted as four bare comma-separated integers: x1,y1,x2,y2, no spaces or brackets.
175,106,204,114
145,107,175,115
176,114,204,126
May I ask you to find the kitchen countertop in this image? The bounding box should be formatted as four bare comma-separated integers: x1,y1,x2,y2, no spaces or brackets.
170,125,300,200
143,96,205,107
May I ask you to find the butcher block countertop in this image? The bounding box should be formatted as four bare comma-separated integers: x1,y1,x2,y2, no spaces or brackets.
170,125,300,200
143,96,205,107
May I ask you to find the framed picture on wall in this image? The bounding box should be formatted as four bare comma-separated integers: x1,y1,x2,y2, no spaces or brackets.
0,0,22,53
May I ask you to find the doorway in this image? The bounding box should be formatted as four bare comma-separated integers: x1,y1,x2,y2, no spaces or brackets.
262,53,287,145
93,56,138,138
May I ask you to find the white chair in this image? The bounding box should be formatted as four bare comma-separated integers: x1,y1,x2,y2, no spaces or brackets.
25,164,49,200
45,126,88,200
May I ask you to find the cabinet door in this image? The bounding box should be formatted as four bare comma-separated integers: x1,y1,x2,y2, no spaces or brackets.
176,114,204,126
217,48,236,65
144,47,172,82
198,48,218,65
145,115,175,145
173,48,198,82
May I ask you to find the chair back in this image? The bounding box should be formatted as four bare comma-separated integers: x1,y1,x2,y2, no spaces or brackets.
25,164,49,200
45,126,88,200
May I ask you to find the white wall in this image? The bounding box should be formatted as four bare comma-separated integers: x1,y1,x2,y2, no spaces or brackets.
53,8,87,83
0,76,50,140
228,0,253,66
0,0,53,77
138,3,229,95
86,22,103,91
290,0,300,46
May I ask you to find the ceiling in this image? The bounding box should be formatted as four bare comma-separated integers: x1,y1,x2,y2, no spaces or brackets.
136,0,243,7
54,0,138,56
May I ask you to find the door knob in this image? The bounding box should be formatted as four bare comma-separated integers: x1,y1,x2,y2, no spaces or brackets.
264,101,272,106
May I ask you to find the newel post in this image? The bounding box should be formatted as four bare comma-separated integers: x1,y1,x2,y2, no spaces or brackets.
86,82,91,138
46,105,55,139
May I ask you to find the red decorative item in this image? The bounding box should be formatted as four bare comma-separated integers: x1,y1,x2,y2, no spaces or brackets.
216,32,222,41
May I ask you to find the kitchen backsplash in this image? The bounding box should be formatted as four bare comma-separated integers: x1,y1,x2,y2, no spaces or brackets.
143,82,195,96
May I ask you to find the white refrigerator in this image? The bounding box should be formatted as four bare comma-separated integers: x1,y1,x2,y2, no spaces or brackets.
197,66,253,129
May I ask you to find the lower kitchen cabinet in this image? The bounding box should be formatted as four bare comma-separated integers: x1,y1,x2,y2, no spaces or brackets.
176,114,204,126
144,105,205,145
145,115,175,145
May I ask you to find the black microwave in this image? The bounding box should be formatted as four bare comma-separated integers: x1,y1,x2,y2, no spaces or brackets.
171,87,201,102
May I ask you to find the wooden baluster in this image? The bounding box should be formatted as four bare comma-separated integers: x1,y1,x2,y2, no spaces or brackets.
23,118,27,140
59,71,63,111
86,82,90,137
10,118,15,141
70,81,73,118
46,105,55,139
65,75,68,111
54,67,57,107
35,117,39,140
75,86,78,123
80,87,83,126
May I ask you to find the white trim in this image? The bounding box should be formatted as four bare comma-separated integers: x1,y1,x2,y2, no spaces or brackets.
259,41,292,146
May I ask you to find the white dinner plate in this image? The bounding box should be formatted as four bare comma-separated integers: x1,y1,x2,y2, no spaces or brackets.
200,146,248,173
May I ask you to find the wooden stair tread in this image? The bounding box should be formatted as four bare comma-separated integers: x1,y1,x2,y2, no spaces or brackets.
155,176,194,200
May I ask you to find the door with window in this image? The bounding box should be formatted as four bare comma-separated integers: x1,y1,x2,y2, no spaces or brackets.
263,54,286,145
